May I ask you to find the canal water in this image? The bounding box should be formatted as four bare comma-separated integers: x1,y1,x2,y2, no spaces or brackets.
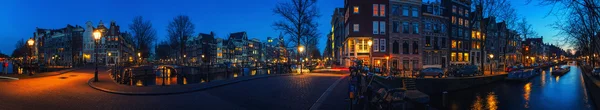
431,65,595,110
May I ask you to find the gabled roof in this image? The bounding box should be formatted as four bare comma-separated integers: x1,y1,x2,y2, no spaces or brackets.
229,32,247,40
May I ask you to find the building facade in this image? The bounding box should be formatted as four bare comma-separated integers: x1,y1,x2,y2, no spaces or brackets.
342,0,390,68
421,1,448,69
34,25,84,66
388,0,423,71
443,0,471,66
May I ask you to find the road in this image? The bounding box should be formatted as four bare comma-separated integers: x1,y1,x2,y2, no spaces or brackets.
0,67,348,110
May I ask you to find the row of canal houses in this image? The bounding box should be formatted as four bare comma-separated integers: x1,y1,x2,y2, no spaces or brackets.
30,20,136,67
181,31,292,67
324,0,532,71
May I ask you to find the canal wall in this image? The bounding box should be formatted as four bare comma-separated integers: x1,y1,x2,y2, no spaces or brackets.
581,66,600,109
415,74,507,94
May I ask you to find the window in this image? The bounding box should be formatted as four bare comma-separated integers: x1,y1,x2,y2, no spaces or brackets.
458,8,463,16
465,9,469,17
412,23,419,34
425,36,431,47
425,22,431,31
442,37,446,48
393,21,400,33
380,4,386,17
452,6,456,13
412,7,418,17
451,40,457,49
412,60,419,70
458,18,463,26
403,40,409,54
392,5,400,16
465,19,469,27
349,40,354,53
358,39,369,52
452,16,456,24
373,39,379,52
413,41,419,54
458,41,462,50
458,29,462,37
458,52,463,61
434,37,439,48
402,6,409,16
353,24,359,32
441,24,446,33
393,41,399,54
402,22,409,33
464,53,469,61
380,39,386,52
373,21,379,34
380,21,386,34
373,4,379,16
353,6,359,14
451,52,456,61
403,60,409,70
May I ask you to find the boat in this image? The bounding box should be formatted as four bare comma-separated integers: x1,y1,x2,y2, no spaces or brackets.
506,69,539,81
551,65,570,75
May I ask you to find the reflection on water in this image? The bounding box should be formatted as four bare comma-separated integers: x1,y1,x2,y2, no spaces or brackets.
434,65,595,110
112,67,278,86
486,92,498,110
524,82,531,108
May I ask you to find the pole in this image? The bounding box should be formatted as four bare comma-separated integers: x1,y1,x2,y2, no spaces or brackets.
94,41,99,82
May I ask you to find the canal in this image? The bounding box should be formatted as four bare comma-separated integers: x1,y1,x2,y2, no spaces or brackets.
431,65,596,110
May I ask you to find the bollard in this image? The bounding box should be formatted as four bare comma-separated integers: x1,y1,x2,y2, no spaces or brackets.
443,91,448,107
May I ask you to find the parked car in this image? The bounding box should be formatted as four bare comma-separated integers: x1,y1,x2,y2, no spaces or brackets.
449,65,482,77
505,66,520,72
418,67,444,78
592,67,600,76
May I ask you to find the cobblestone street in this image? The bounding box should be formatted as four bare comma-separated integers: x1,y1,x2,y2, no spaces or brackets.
0,68,348,110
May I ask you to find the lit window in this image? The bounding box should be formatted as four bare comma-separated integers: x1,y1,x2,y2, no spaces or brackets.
373,4,379,16
380,4,385,17
403,6,409,16
353,6,359,14
353,24,359,32
452,40,457,49
464,53,469,61
451,52,456,61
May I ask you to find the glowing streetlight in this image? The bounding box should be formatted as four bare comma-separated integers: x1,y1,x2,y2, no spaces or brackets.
368,40,373,71
93,30,102,82
489,54,494,75
298,45,305,74
27,38,35,46
27,38,35,76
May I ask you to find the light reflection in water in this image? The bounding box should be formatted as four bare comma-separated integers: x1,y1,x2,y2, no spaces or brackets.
234,73,238,78
136,80,143,86
556,76,560,82
541,70,546,86
524,82,531,108
471,95,483,110
252,70,256,76
486,92,498,110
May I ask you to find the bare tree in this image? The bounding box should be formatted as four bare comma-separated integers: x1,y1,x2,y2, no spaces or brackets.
273,0,320,62
537,0,600,66
517,18,538,39
167,15,195,64
129,16,157,59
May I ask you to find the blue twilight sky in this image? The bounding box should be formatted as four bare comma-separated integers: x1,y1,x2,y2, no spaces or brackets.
0,0,566,56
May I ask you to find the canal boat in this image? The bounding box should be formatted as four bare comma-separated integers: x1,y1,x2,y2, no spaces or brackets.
506,69,539,81
551,65,570,76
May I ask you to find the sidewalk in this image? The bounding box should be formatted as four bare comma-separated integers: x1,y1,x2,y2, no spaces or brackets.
89,69,293,95
0,68,79,80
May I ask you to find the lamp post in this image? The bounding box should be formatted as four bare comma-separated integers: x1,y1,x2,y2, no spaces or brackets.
138,52,141,66
368,40,373,72
27,38,35,76
93,31,102,82
298,46,304,74
386,56,390,77
489,54,494,75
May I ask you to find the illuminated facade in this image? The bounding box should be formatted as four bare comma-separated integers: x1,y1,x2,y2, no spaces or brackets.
421,1,448,69
342,0,390,68
443,0,471,66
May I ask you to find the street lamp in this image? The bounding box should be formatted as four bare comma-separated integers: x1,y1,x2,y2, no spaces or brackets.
27,38,35,76
298,45,304,74
93,30,101,82
368,40,373,72
489,54,494,75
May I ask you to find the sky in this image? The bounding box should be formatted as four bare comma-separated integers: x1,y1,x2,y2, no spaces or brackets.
0,0,567,56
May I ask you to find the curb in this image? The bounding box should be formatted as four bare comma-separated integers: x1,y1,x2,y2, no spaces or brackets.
0,68,79,80
88,74,294,95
